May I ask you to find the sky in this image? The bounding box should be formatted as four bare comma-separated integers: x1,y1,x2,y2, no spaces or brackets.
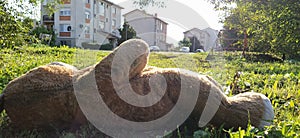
114,0,223,45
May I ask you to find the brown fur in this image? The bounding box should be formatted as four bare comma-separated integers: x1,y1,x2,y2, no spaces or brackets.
1,39,269,131
75,39,266,130
209,92,265,129
3,64,81,129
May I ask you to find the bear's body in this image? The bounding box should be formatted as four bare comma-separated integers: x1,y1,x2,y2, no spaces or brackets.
1,63,82,129
0,39,274,134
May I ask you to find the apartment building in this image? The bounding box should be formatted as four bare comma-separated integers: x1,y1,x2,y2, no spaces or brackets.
123,9,171,51
41,0,123,49
184,27,219,52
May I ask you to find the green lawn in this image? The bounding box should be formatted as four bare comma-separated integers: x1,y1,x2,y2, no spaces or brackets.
0,46,299,137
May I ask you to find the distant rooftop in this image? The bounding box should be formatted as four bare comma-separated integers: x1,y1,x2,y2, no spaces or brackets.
123,9,168,25
103,0,124,9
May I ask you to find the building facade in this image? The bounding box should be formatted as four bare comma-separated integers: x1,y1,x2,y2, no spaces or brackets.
202,27,219,51
123,9,171,51
183,27,219,52
41,0,123,49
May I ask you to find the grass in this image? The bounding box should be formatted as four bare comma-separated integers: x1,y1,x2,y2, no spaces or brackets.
0,45,299,137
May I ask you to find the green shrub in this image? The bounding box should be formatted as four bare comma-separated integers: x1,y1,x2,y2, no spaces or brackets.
99,43,113,50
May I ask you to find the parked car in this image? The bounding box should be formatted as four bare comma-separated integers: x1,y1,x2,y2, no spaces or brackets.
195,49,204,52
149,46,160,52
180,47,190,53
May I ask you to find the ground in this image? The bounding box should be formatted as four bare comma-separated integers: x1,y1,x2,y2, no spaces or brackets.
0,46,299,137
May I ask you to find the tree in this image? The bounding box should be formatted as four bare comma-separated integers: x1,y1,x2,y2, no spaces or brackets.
219,26,242,50
22,17,35,30
178,38,192,48
209,0,300,59
118,22,137,45
133,0,166,8
0,0,29,48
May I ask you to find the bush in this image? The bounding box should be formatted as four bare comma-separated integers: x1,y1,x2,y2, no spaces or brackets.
99,43,113,50
81,43,113,50
30,26,56,46
81,42,100,50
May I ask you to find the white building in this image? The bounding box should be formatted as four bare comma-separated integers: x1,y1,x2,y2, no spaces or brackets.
41,0,123,49
123,9,172,51
184,27,219,52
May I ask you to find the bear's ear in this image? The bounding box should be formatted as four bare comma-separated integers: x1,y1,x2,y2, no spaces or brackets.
96,39,150,80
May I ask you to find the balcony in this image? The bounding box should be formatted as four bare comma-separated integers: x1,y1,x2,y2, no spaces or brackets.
85,19,90,23
60,32,71,37
62,0,71,4
43,15,54,23
85,3,91,9
60,16,71,21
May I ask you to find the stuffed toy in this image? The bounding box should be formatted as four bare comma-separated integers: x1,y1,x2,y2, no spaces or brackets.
0,39,274,133
0,62,83,129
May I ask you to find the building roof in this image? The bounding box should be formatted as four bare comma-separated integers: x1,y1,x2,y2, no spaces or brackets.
103,0,124,9
183,28,210,37
123,9,148,16
184,27,218,33
123,9,168,25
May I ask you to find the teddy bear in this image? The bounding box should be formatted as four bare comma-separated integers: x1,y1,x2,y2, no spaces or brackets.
72,39,274,135
0,39,274,136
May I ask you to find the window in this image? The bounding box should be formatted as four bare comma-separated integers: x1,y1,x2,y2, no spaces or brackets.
85,26,90,34
112,19,116,27
99,2,105,16
99,21,105,29
60,9,71,16
61,41,67,45
60,24,71,32
85,11,90,19
112,7,116,14
157,22,163,31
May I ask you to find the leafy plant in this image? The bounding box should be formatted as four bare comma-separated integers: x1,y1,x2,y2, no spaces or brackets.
178,38,192,48
118,22,137,45
0,1,29,48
